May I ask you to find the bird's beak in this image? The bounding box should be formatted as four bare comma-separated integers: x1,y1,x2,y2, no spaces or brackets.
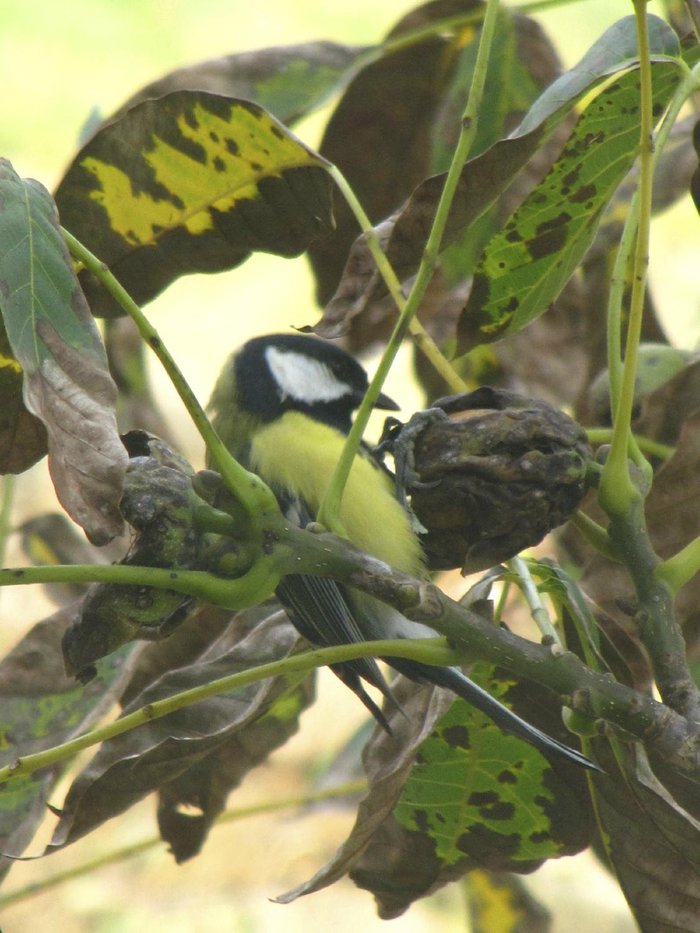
375,390,400,411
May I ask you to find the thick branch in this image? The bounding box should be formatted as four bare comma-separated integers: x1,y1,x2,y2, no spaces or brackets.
288,523,700,778
607,500,700,723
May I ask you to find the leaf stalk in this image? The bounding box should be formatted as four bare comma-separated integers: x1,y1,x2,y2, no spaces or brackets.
319,0,502,531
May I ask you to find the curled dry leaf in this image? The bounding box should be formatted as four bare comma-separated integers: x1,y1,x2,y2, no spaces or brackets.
46,610,313,855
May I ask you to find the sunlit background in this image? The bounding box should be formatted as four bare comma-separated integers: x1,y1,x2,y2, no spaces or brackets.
1,0,696,929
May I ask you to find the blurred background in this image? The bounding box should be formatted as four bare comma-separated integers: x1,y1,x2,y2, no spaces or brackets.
0,0,696,929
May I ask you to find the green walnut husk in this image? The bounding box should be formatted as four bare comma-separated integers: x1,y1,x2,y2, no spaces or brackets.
397,387,592,573
62,432,205,682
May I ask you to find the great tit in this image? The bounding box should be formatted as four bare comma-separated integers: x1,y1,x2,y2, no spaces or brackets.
209,333,597,771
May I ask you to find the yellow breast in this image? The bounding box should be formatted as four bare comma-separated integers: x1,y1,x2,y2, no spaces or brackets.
249,411,423,574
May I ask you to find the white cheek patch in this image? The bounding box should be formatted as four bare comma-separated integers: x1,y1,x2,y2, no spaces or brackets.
265,347,351,404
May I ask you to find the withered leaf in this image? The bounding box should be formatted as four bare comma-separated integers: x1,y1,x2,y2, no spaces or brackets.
0,159,127,544
0,320,47,474
46,610,313,854
110,41,365,127
591,743,700,931
308,0,478,310
0,607,142,878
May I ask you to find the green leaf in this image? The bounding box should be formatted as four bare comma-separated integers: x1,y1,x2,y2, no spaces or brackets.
394,670,591,867
279,669,592,914
457,56,683,351
55,92,334,316
0,159,127,544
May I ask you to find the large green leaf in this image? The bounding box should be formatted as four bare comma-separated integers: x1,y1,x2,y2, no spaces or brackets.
456,58,683,351
0,159,127,543
393,674,592,867
54,92,334,315
278,667,592,914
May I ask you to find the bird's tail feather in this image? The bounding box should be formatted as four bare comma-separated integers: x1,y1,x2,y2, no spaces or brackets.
388,659,601,772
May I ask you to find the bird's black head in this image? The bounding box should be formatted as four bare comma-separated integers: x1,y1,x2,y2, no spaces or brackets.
233,333,398,433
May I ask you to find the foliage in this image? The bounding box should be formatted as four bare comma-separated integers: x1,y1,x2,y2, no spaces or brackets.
0,2,699,930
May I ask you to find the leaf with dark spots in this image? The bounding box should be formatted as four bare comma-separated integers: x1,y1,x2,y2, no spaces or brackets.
592,115,700,270
528,212,571,260
456,57,683,352
392,675,591,868
0,159,127,543
54,93,334,316
278,665,592,915
0,607,143,878
45,610,313,854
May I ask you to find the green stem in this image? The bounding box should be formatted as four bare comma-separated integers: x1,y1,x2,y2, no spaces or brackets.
656,536,700,594
326,169,465,396
61,229,277,519
603,58,698,430
509,556,562,645
598,9,664,515
0,638,459,787
319,0,502,531
0,475,16,571
0,562,280,611
569,511,620,562
0,780,367,909
586,428,674,461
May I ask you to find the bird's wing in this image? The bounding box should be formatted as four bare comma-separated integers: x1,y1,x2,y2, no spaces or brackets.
278,573,397,731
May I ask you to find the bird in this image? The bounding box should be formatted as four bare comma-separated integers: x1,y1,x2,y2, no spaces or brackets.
208,332,598,771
